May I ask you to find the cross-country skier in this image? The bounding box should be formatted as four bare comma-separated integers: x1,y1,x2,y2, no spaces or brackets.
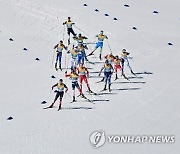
121,49,135,75
63,17,76,45
88,30,108,60
114,55,125,80
48,79,68,111
73,33,88,45
76,63,92,93
105,53,115,64
76,43,86,65
53,40,68,71
99,59,114,91
65,69,84,102
70,46,78,70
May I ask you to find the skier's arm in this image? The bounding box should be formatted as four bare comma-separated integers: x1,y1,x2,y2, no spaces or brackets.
105,35,108,39
111,65,114,74
53,44,58,49
83,36,88,39
65,71,71,77
64,84,68,93
52,83,58,90
63,21,67,25
85,68,89,77
63,45,68,50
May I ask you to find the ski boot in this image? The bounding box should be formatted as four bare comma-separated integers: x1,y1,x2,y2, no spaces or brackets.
108,84,111,92
57,104,61,111
103,85,107,91
49,103,54,108
131,70,135,76
55,63,58,71
99,54,102,60
72,96,76,102
115,74,118,80
81,93,85,98
59,64,62,71
85,56,89,62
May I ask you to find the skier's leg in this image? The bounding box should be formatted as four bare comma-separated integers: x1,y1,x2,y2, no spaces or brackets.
104,74,108,90
72,83,76,101
99,42,103,60
59,52,62,69
76,82,82,95
82,56,85,65
79,76,83,92
84,76,91,91
50,92,60,107
58,92,64,110
108,74,112,91
70,28,76,36
88,43,99,56
55,52,58,69
67,29,71,44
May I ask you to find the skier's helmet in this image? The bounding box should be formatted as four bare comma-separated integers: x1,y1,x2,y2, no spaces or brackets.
100,30,103,34
78,33,82,37
59,79,63,82
60,40,63,43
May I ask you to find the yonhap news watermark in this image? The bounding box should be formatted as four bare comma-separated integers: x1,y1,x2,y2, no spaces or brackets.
89,131,175,148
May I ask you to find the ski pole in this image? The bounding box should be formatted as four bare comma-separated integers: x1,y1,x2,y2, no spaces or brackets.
66,92,71,98
62,25,65,41
51,50,56,68
106,40,112,54
74,25,89,37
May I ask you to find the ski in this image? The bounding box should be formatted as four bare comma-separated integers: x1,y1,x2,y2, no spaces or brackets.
96,79,104,83
77,94,93,103
70,100,77,103
86,90,97,95
43,106,54,109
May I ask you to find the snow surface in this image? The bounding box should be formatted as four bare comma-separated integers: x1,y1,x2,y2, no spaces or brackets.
0,0,180,153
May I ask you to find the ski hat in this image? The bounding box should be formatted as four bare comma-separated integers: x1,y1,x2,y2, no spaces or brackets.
115,55,119,58
122,49,126,51
60,40,63,43
78,33,82,36
59,79,63,82
100,30,103,34
68,17,71,19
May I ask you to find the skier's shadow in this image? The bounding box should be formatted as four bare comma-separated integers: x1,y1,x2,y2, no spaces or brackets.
135,71,153,75
89,76,102,78
112,88,141,91
113,81,146,84
62,107,93,110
